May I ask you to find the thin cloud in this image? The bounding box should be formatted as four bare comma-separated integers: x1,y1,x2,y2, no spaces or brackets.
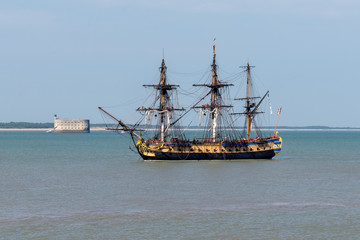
93,0,360,17
0,9,54,29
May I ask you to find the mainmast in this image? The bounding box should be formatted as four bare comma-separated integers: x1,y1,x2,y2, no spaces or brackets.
159,50,167,142
210,44,218,141
193,41,233,142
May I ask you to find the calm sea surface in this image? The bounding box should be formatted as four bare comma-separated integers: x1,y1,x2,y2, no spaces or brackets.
0,131,359,239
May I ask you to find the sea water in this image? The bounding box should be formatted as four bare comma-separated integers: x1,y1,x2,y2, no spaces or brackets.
0,131,359,239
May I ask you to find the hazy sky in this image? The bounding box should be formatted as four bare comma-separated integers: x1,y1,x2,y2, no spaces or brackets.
1,0,360,127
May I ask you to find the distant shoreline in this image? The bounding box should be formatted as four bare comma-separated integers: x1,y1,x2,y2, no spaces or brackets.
0,127,107,132
1,127,360,132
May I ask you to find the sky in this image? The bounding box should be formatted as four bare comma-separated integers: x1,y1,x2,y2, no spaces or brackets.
1,0,360,127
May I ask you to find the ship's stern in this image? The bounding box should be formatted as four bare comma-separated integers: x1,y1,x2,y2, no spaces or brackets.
273,136,283,155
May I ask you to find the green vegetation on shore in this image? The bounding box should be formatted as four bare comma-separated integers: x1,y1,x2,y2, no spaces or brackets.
0,122,109,129
0,122,53,129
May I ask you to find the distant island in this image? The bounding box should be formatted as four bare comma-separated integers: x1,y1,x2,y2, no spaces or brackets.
0,122,359,130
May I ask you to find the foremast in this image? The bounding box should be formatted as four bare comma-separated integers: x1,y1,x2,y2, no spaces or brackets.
139,51,184,142
159,52,167,142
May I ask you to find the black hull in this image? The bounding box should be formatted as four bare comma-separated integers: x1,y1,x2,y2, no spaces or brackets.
140,150,276,161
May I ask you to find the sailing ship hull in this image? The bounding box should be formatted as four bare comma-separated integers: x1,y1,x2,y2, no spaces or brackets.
137,137,282,161
140,150,276,160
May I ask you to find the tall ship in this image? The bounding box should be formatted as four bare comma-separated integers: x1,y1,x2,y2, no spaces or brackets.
99,45,282,160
